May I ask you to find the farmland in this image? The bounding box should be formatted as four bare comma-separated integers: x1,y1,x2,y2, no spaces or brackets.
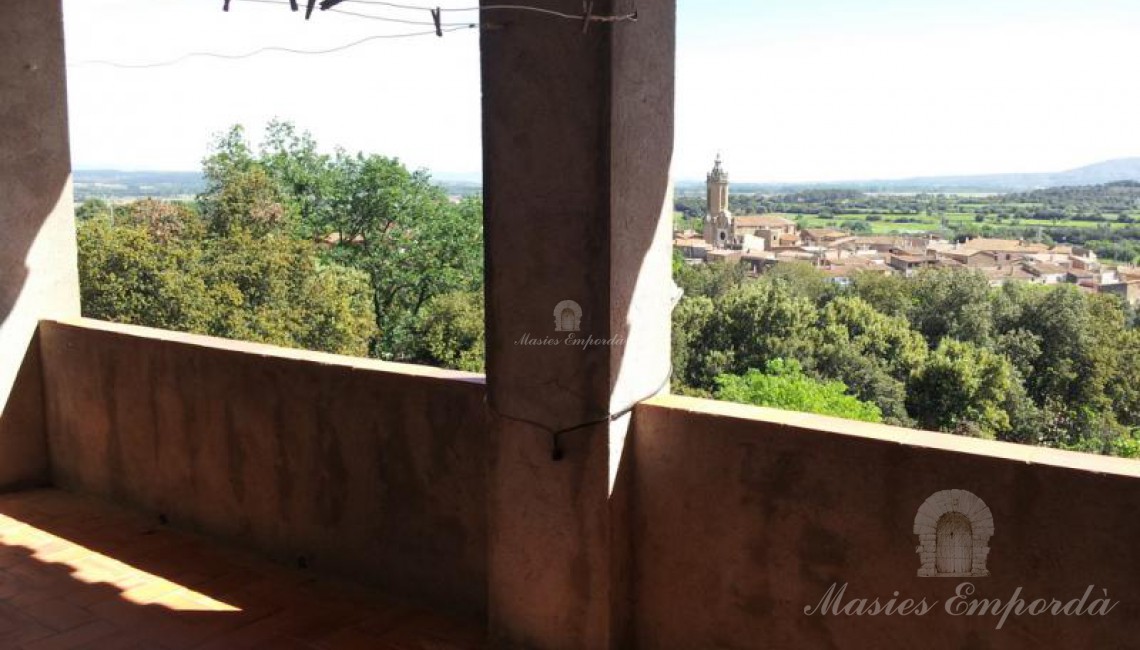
675,181,1140,262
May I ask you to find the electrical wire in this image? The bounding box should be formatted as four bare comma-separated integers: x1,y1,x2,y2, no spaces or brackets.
477,4,636,22
328,7,472,26
320,0,638,23
485,363,673,461
72,25,476,69
233,0,471,25
70,0,636,69
238,0,637,22
322,0,436,9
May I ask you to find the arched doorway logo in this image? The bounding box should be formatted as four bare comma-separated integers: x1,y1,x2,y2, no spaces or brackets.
553,300,582,333
914,489,994,577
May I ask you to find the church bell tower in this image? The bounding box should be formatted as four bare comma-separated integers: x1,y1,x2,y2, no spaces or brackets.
703,154,733,248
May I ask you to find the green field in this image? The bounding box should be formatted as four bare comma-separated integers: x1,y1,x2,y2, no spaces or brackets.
677,211,1140,237
794,211,1140,235
674,184,1140,262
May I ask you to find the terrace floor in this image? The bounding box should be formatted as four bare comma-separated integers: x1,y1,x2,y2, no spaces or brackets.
0,489,485,649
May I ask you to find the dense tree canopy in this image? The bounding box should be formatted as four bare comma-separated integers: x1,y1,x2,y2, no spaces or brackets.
78,198,375,356
715,359,883,423
77,122,482,362
672,262,1140,457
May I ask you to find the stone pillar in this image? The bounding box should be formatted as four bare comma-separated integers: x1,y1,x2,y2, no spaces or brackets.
480,0,675,647
0,0,79,489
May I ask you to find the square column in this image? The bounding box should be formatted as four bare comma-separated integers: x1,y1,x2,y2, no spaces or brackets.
0,0,79,489
480,1,676,647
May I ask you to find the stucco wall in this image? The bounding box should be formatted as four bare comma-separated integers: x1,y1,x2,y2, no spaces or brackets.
631,395,1140,650
0,0,79,490
479,1,675,646
38,319,489,619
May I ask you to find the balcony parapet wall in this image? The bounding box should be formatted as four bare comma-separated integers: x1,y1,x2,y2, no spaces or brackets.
631,394,1140,649
24,319,1140,647
37,318,489,619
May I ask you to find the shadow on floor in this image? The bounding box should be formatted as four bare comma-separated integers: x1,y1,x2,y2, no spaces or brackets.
0,489,485,649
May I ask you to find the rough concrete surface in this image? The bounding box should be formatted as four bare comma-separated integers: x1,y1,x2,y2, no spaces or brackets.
39,319,490,619
0,0,78,490
480,0,676,647
632,395,1140,650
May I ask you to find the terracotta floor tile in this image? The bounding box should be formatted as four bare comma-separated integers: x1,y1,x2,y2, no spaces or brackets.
17,596,96,632
190,609,314,650
0,490,484,650
255,636,319,649
74,631,168,650
311,625,393,650
20,619,119,650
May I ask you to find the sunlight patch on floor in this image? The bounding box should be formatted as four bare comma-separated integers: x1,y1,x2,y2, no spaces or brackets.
0,512,240,612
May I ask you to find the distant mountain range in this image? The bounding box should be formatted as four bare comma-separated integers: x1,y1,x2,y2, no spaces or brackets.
75,157,1140,200
677,157,1140,194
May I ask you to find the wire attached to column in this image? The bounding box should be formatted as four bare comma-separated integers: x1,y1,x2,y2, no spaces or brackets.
485,364,673,462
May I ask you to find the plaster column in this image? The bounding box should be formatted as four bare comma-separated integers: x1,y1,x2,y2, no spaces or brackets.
480,1,676,647
0,0,79,489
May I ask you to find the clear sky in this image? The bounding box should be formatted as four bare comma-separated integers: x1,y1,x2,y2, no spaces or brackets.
64,0,1140,183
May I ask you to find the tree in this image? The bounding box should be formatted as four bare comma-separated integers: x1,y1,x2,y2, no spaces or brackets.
1108,329,1140,427
121,198,204,243
324,154,483,357
908,268,995,346
1013,285,1114,414
813,296,928,424
75,198,112,222
907,339,1020,439
671,278,820,392
715,359,883,423
710,280,820,379
994,328,1042,380
77,214,213,333
259,119,335,238
811,343,910,425
78,197,375,357
672,295,718,390
674,258,747,299
764,262,835,305
200,230,375,355
196,123,485,361
849,271,913,317
412,291,485,372
199,128,295,238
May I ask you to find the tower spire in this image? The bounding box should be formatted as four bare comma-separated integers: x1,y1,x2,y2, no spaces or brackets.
708,152,727,183
704,153,732,248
